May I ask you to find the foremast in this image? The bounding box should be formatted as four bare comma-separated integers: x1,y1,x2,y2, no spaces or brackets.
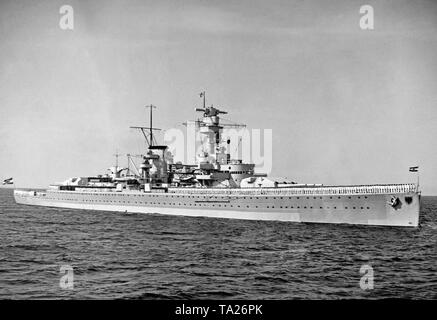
130,105,169,189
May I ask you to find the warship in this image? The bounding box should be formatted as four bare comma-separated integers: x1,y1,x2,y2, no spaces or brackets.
14,93,420,227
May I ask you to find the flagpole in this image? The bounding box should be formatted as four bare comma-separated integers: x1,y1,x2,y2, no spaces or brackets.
409,166,419,191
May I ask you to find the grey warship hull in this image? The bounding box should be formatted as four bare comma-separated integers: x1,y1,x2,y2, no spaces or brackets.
14,183,420,227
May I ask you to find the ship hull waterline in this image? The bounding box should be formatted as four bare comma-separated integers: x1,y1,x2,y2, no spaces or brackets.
14,188,420,227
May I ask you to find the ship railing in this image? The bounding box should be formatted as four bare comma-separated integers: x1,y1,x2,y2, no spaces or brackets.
168,183,418,196
14,190,47,197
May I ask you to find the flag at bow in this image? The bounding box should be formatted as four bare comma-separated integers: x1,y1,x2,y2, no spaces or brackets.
409,166,419,172
2,177,13,185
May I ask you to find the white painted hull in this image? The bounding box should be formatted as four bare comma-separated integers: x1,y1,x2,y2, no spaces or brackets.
14,187,421,227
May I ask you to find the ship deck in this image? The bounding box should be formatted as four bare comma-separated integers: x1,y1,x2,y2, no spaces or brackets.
166,183,418,196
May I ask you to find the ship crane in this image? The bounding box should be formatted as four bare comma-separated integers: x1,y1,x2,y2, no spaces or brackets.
108,150,127,178
126,154,143,177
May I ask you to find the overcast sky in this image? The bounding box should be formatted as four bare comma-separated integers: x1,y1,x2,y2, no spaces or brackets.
1,0,436,194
